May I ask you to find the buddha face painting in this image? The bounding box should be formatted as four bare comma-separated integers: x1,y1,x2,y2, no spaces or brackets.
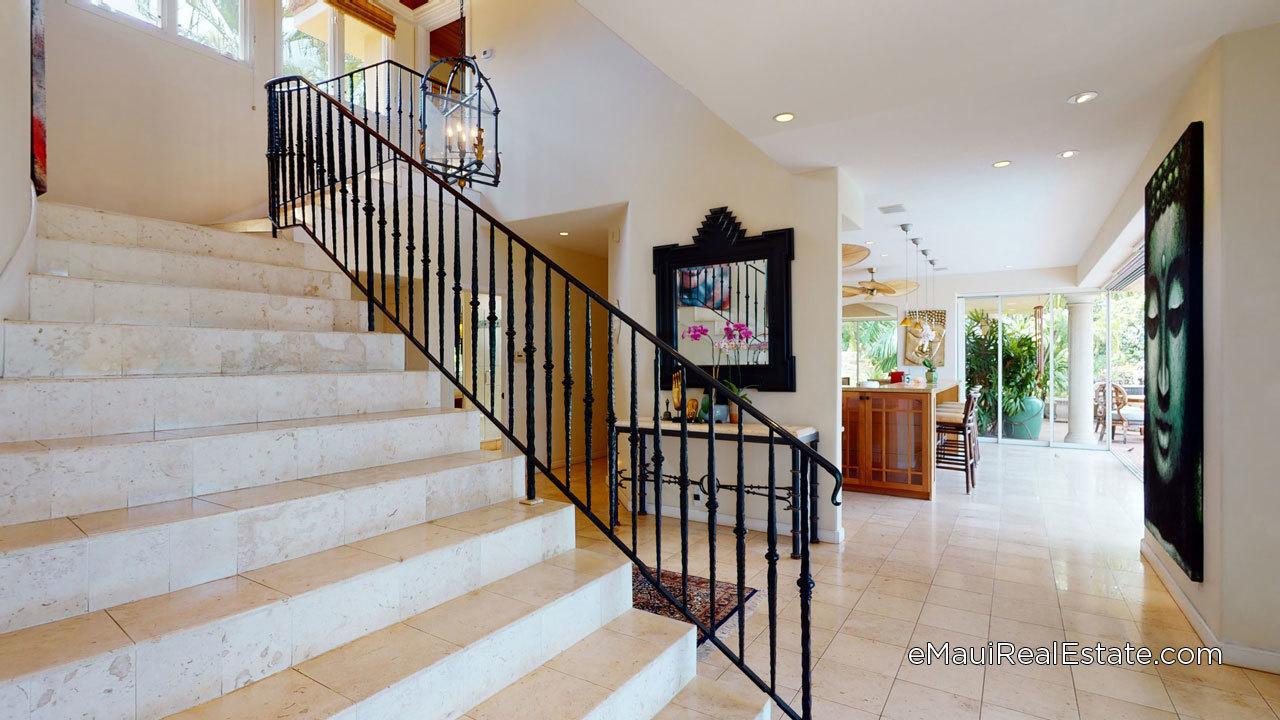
1146,206,1190,483
1142,122,1203,582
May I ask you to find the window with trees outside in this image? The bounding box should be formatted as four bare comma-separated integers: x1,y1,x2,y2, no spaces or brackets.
840,320,898,384
80,0,243,60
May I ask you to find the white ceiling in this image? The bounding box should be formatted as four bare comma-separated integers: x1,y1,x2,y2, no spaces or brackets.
577,0,1280,279
504,202,626,258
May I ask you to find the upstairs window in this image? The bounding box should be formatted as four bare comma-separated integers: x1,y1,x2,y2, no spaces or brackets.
84,0,161,26
178,0,243,58
76,0,246,61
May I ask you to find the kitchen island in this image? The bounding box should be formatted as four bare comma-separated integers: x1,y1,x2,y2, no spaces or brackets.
841,381,960,500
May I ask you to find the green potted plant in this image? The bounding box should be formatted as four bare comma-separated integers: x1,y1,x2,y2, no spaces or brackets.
963,309,1048,439
922,358,938,384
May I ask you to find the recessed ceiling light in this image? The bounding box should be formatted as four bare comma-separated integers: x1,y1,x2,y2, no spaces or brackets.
865,241,875,246
1056,150,1079,159
1005,264,1014,268
1068,91,1099,105
992,160,1012,168
559,232,569,236
881,253,889,257
772,112,795,123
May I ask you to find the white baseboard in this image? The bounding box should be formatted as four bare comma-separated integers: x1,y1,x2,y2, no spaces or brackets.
1141,537,1280,673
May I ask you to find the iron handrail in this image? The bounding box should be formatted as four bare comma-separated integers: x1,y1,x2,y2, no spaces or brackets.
265,69,842,720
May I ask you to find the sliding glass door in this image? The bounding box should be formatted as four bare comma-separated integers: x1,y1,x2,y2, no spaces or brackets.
961,290,1140,454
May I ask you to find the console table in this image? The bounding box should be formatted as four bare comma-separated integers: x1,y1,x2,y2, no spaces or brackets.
614,420,820,558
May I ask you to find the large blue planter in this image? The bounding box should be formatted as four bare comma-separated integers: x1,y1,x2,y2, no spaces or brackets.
1003,397,1045,440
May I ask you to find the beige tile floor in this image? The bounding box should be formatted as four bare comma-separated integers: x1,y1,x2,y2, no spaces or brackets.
541,444,1280,720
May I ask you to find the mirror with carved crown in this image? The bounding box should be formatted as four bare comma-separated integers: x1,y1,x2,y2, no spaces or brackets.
653,207,796,392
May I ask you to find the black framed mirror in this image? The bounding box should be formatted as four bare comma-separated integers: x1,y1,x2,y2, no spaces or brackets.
653,207,796,392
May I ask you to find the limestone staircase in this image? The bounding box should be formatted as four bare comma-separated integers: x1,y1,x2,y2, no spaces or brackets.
0,203,768,720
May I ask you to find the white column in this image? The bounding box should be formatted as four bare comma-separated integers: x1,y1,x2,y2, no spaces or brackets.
1063,293,1099,445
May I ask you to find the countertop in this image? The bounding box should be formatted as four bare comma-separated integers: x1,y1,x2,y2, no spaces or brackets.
841,381,960,395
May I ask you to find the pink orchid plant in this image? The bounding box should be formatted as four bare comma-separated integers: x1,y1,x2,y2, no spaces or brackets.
679,321,766,402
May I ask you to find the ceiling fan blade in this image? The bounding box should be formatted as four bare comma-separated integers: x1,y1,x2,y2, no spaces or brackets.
842,285,869,298
861,281,895,294
882,280,919,296
840,244,870,268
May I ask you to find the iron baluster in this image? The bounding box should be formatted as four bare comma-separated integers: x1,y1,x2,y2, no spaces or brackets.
305,87,314,231
679,368,689,605
453,197,462,378
798,453,814,720
392,154,401,321
736,413,746,658
651,346,662,578
363,127,375,331
766,433,778,692
377,133,387,309
629,328,638,551
437,183,445,362
523,251,536,501
406,159,415,334
543,266,554,469
506,232,515,431
562,281,572,492
488,225,497,413
583,302,593,508
326,102,337,256
706,385,718,633
607,316,618,530
471,211,480,394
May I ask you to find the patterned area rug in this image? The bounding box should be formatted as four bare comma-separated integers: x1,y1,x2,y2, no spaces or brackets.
632,566,757,644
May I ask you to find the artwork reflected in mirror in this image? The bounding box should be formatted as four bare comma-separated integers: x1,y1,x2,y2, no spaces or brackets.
654,207,795,392
1144,121,1203,582
903,310,946,366
676,260,770,367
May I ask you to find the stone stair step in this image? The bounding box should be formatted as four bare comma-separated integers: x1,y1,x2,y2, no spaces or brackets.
29,274,367,332
460,609,697,720
0,370,438,442
0,450,521,633
0,407,479,528
38,202,335,272
1,320,404,378
653,677,772,720
36,237,350,299
166,549,632,720
0,499,575,720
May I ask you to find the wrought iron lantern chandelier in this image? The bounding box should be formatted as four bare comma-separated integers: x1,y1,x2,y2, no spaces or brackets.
418,0,500,188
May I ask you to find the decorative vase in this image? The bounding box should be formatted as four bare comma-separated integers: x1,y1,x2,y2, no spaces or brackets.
925,369,937,384
728,401,739,424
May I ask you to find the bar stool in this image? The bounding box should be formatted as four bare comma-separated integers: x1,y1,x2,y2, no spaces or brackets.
937,386,981,463
936,386,981,493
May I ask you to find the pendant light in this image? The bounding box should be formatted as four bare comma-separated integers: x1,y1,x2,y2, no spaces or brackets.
898,224,914,328
419,0,501,188
908,237,924,331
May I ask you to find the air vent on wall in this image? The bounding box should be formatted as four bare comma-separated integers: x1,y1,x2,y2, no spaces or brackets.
877,204,907,215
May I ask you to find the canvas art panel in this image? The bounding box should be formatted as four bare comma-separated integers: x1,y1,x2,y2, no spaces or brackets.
32,0,47,195
904,310,946,366
1143,121,1204,582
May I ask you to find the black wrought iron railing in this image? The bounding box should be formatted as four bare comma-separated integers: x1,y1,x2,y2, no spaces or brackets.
265,62,842,720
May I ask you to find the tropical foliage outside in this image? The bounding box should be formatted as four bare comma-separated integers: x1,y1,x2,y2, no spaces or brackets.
965,290,1145,437
840,320,898,383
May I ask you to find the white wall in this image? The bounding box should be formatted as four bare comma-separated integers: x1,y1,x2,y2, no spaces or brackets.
469,0,845,538
1217,22,1280,662
1094,23,1280,669
37,0,420,225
